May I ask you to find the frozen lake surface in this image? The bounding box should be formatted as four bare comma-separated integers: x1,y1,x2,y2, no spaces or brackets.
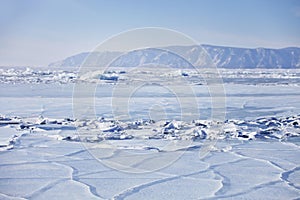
0,70,300,199
1,83,300,120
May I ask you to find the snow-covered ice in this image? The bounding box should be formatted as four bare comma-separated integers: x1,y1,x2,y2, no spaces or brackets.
0,68,300,199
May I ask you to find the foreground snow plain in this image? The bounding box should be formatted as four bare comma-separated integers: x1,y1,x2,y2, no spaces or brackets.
0,68,300,199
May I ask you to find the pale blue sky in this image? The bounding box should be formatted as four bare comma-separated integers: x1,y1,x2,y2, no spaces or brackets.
1,0,300,66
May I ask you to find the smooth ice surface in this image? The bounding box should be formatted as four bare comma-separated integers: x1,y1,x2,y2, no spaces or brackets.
0,126,18,149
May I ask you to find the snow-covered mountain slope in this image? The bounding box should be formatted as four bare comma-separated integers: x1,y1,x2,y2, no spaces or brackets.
202,45,300,68
49,45,300,69
49,51,123,70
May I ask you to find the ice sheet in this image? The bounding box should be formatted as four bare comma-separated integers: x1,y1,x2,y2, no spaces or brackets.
0,68,300,199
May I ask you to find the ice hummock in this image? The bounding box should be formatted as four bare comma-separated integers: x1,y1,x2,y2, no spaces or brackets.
1,114,299,151
1,67,300,85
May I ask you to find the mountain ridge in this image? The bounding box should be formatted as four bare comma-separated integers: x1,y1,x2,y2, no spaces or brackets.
49,45,300,69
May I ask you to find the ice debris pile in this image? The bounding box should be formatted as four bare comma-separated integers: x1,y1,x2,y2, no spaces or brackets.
1,67,300,85
0,68,77,84
1,114,300,148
